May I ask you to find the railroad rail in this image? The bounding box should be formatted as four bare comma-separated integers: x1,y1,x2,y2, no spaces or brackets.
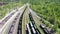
0,4,27,34
0,3,55,34
26,12,41,34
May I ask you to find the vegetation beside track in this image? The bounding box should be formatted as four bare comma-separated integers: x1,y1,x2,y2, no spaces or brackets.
0,2,24,19
0,0,60,34
29,0,60,33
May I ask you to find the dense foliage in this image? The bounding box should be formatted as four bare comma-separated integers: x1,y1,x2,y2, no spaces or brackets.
0,2,24,19
0,0,60,34
29,0,60,33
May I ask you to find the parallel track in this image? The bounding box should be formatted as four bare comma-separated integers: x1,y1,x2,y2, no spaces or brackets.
26,12,41,34
17,8,26,34
0,4,55,34
8,13,20,34
0,11,16,28
7,5,27,34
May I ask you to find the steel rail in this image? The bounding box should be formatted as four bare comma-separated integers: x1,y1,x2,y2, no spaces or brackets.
0,4,27,34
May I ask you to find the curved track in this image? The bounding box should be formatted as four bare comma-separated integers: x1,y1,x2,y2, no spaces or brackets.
0,4,55,34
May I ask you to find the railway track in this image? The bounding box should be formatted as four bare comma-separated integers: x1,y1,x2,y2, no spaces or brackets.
7,5,27,34
0,10,16,28
26,12,41,34
0,4,27,34
17,7,26,34
0,4,55,34
22,6,30,34
8,13,20,34
28,8,55,34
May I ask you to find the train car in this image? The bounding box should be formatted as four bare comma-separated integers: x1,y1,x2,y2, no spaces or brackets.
40,23,46,29
26,25,29,34
44,27,54,34
40,23,52,34
36,29,41,34
29,22,36,34
26,24,31,34
29,13,34,21
18,25,21,30
8,25,14,33
31,27,36,34
33,24,37,29
29,22,33,29
31,21,35,25
30,22,33,27
33,23,41,34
